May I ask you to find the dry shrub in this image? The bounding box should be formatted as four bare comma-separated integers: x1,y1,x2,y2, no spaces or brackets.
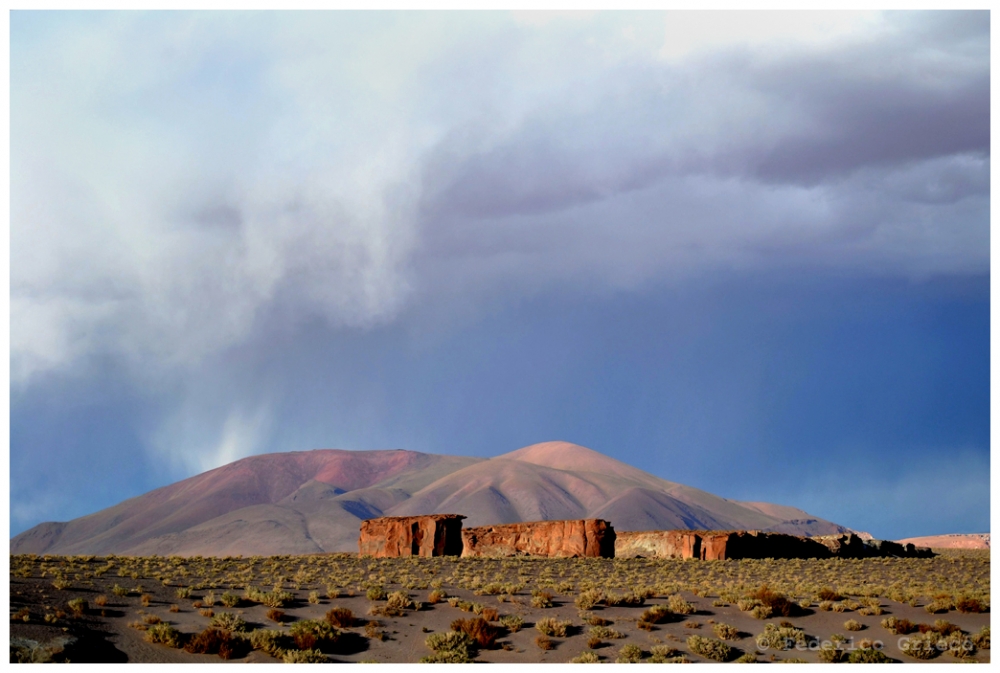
365,620,387,641
665,594,695,615
639,604,672,626
687,635,734,662
848,647,892,663
183,627,247,659
531,590,554,609
956,597,986,614
94,595,108,607
480,607,499,622
925,597,952,614
900,632,941,660
145,623,183,648
423,631,475,663
818,587,842,601
575,589,604,610
325,607,356,628
535,635,554,651
971,626,990,650
931,620,961,636
210,612,247,633
283,648,328,663
451,617,499,649
748,584,795,617
616,643,643,663
289,620,338,651
536,617,570,637
266,608,284,623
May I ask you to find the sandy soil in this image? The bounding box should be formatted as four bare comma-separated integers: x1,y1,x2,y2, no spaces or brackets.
9,567,990,664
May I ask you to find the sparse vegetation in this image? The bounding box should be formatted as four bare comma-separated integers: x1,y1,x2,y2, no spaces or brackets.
881,616,916,635
183,627,247,659
499,614,523,632
8,551,991,663
535,616,570,637
145,623,183,648
451,617,499,648
616,643,643,663
755,623,810,650
687,634,734,662
900,632,942,660
713,622,740,640
283,648,329,663
423,630,475,663
848,647,893,664
209,612,247,633
288,619,339,651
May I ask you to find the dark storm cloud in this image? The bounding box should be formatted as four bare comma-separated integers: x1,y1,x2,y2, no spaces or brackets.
419,11,988,226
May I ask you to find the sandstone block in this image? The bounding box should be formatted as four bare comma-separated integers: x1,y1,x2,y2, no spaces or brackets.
358,514,465,557
461,519,615,558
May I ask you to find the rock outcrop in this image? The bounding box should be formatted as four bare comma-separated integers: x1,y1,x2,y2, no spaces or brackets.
616,530,934,560
461,519,615,558
616,530,831,560
816,533,934,559
359,514,465,557
614,530,703,559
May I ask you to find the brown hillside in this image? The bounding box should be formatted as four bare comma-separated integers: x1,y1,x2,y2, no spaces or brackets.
11,442,850,556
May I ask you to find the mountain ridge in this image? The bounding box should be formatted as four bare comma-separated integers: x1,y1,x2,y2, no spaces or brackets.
11,441,853,556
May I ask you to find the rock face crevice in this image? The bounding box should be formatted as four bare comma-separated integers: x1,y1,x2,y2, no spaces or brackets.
358,514,465,557
460,519,615,558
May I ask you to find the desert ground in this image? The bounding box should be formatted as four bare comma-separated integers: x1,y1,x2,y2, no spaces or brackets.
10,550,989,663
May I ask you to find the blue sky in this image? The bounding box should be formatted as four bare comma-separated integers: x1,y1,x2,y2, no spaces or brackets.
10,11,990,540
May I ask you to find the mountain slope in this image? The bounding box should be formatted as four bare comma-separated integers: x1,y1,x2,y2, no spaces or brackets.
896,533,990,550
11,442,851,556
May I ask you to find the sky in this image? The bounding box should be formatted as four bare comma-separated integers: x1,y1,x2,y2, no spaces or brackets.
9,10,990,541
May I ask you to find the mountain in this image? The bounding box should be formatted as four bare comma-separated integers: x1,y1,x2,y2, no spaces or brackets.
896,533,990,550
11,441,851,556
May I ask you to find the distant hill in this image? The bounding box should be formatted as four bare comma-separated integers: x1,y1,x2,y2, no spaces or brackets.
11,441,852,556
896,533,990,550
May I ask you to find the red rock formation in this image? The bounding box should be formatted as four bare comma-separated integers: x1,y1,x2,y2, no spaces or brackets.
814,533,870,558
461,519,615,558
616,530,833,559
615,530,702,558
617,529,933,560
358,515,465,557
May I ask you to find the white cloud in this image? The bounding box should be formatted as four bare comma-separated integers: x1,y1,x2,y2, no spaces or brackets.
151,402,274,476
658,10,881,61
